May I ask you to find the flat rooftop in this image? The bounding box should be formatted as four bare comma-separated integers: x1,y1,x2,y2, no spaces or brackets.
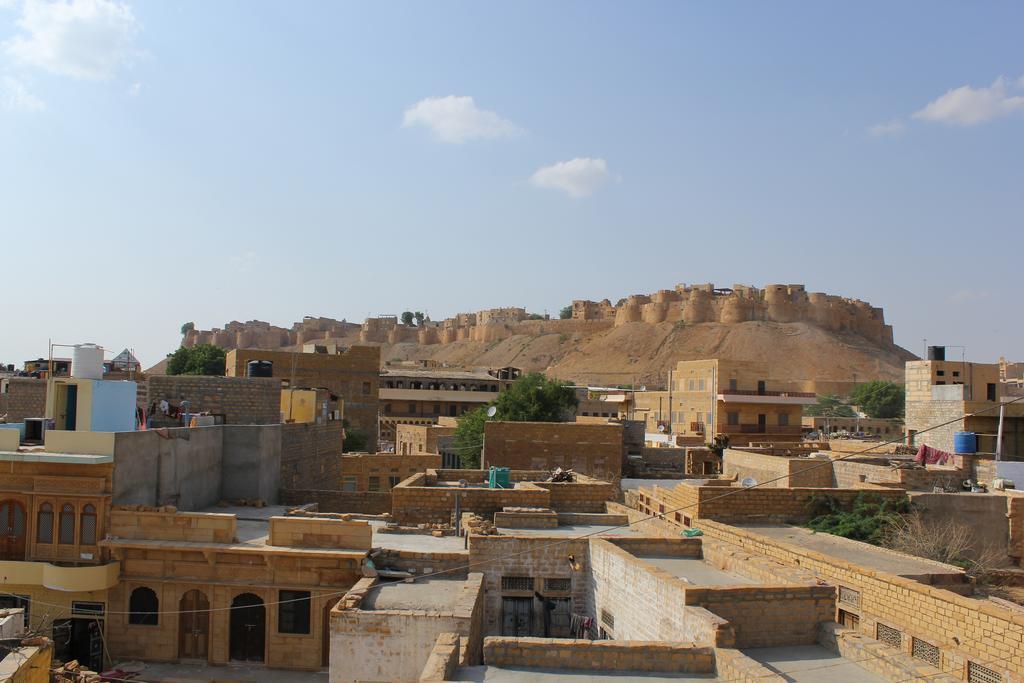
454,666,712,682
736,524,965,578
638,556,757,586
360,577,465,611
369,521,468,552
741,645,885,683
199,504,294,545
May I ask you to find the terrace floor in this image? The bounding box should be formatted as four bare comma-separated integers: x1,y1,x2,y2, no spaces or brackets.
360,576,466,611
637,555,757,585
454,666,713,681
741,645,886,683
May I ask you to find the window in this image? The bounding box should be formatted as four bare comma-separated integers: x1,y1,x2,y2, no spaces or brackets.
80,504,97,545
128,587,159,625
368,477,380,492
388,476,401,489
58,504,75,544
778,413,789,427
728,378,737,391
727,412,739,425
912,637,940,667
36,503,53,543
408,403,417,414
876,622,902,648
501,576,533,591
0,595,29,627
936,370,945,377
278,590,311,634
698,378,705,391
600,608,614,628
362,382,371,395
987,383,997,401
433,403,441,415
544,577,571,592
71,601,104,616
838,609,859,630
968,661,1002,683
342,476,357,492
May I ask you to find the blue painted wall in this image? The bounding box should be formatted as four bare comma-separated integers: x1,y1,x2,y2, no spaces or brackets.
90,380,137,432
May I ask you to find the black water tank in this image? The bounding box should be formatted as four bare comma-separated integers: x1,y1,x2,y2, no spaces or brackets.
927,346,946,361
247,360,274,377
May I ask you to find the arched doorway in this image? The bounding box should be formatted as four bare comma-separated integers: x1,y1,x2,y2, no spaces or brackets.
178,590,210,660
229,593,265,662
0,500,26,561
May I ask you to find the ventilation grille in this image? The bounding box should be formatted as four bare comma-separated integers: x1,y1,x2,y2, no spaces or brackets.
838,586,861,608
911,637,940,668
968,661,1002,683
876,622,902,649
501,576,533,591
600,608,614,628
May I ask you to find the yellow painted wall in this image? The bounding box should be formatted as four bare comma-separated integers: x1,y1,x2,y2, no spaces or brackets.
43,429,115,456
45,378,95,431
281,388,318,423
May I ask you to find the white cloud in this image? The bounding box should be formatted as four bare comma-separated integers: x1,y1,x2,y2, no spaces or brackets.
913,76,1024,126
529,157,612,198
867,119,905,137
1,75,45,111
4,0,140,81
402,95,522,144
126,80,140,96
229,250,257,273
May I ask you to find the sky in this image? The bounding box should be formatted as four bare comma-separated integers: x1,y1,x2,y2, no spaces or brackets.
0,1,1021,369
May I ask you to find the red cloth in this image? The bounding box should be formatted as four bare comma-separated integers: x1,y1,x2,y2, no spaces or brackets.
915,444,952,465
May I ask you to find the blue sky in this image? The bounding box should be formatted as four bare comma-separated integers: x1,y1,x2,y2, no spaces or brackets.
1,1,1021,368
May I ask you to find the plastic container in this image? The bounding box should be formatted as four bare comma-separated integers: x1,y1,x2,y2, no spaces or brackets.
71,343,104,380
246,360,274,377
488,466,511,489
953,431,977,454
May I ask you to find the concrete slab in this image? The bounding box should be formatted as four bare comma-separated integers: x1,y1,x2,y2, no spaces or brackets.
735,524,965,578
638,556,757,585
116,660,328,682
496,524,644,538
361,577,465,611
454,666,713,681
742,645,885,682
369,521,468,551
621,478,688,491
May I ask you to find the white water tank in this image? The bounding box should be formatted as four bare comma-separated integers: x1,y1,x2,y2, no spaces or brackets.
71,343,104,380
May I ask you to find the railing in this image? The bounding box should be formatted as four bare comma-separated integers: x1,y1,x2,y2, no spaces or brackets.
732,425,803,435
719,389,816,398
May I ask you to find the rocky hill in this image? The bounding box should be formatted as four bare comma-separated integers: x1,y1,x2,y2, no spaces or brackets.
179,281,916,394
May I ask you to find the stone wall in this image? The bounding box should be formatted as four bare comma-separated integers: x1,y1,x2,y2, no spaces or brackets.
723,448,834,488
279,421,345,490
0,377,46,422
278,489,392,514
482,421,624,484
268,516,371,550
147,375,281,425
330,574,483,683
482,637,715,674
340,453,441,491
108,509,236,543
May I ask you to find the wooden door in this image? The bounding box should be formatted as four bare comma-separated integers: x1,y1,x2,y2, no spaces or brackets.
321,597,340,667
501,597,532,637
0,500,26,561
178,590,210,660
229,593,265,662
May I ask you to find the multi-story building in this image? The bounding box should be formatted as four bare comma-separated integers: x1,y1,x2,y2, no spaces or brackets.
226,346,380,451
905,351,1024,459
378,367,516,444
661,359,815,446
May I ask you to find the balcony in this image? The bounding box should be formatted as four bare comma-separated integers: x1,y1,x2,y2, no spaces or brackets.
379,388,498,403
0,560,119,592
727,425,804,436
717,389,816,406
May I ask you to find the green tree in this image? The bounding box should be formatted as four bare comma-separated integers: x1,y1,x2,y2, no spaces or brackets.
850,380,905,418
180,321,195,335
342,420,368,452
454,372,578,468
804,395,857,418
805,492,911,545
559,306,573,319
413,311,425,326
400,311,414,326
166,344,226,376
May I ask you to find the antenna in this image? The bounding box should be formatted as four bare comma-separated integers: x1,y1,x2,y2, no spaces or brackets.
486,406,497,418
740,477,758,488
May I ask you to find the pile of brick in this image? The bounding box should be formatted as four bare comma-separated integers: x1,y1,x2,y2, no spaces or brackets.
111,504,178,513
460,513,498,535
52,659,102,682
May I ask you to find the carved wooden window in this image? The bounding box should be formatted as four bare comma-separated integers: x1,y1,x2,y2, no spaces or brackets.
80,505,97,545
58,504,75,545
36,503,53,543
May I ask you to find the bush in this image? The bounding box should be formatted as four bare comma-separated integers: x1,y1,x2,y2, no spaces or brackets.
804,492,910,545
166,344,226,376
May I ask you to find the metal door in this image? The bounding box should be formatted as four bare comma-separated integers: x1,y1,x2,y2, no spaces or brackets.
501,597,532,637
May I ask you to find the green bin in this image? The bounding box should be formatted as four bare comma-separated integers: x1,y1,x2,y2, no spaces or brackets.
489,466,511,489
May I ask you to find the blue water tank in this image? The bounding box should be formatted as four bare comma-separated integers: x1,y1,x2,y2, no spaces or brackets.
953,431,977,454
488,466,511,489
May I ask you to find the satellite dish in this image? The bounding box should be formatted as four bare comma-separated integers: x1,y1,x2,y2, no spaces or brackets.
741,477,758,488
657,424,666,433
486,406,497,418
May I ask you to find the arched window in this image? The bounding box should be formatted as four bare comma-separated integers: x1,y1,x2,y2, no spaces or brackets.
36,503,53,543
58,504,75,545
128,587,159,625
80,505,97,545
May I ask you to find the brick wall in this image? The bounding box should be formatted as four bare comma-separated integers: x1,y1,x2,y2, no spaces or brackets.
905,399,964,453
0,377,46,421
268,516,371,549
340,453,441,491
279,421,345,489
690,520,1024,682
108,509,236,543
483,421,624,484
278,489,392,514
147,375,280,425
419,633,461,681
723,448,834,488
832,457,971,491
